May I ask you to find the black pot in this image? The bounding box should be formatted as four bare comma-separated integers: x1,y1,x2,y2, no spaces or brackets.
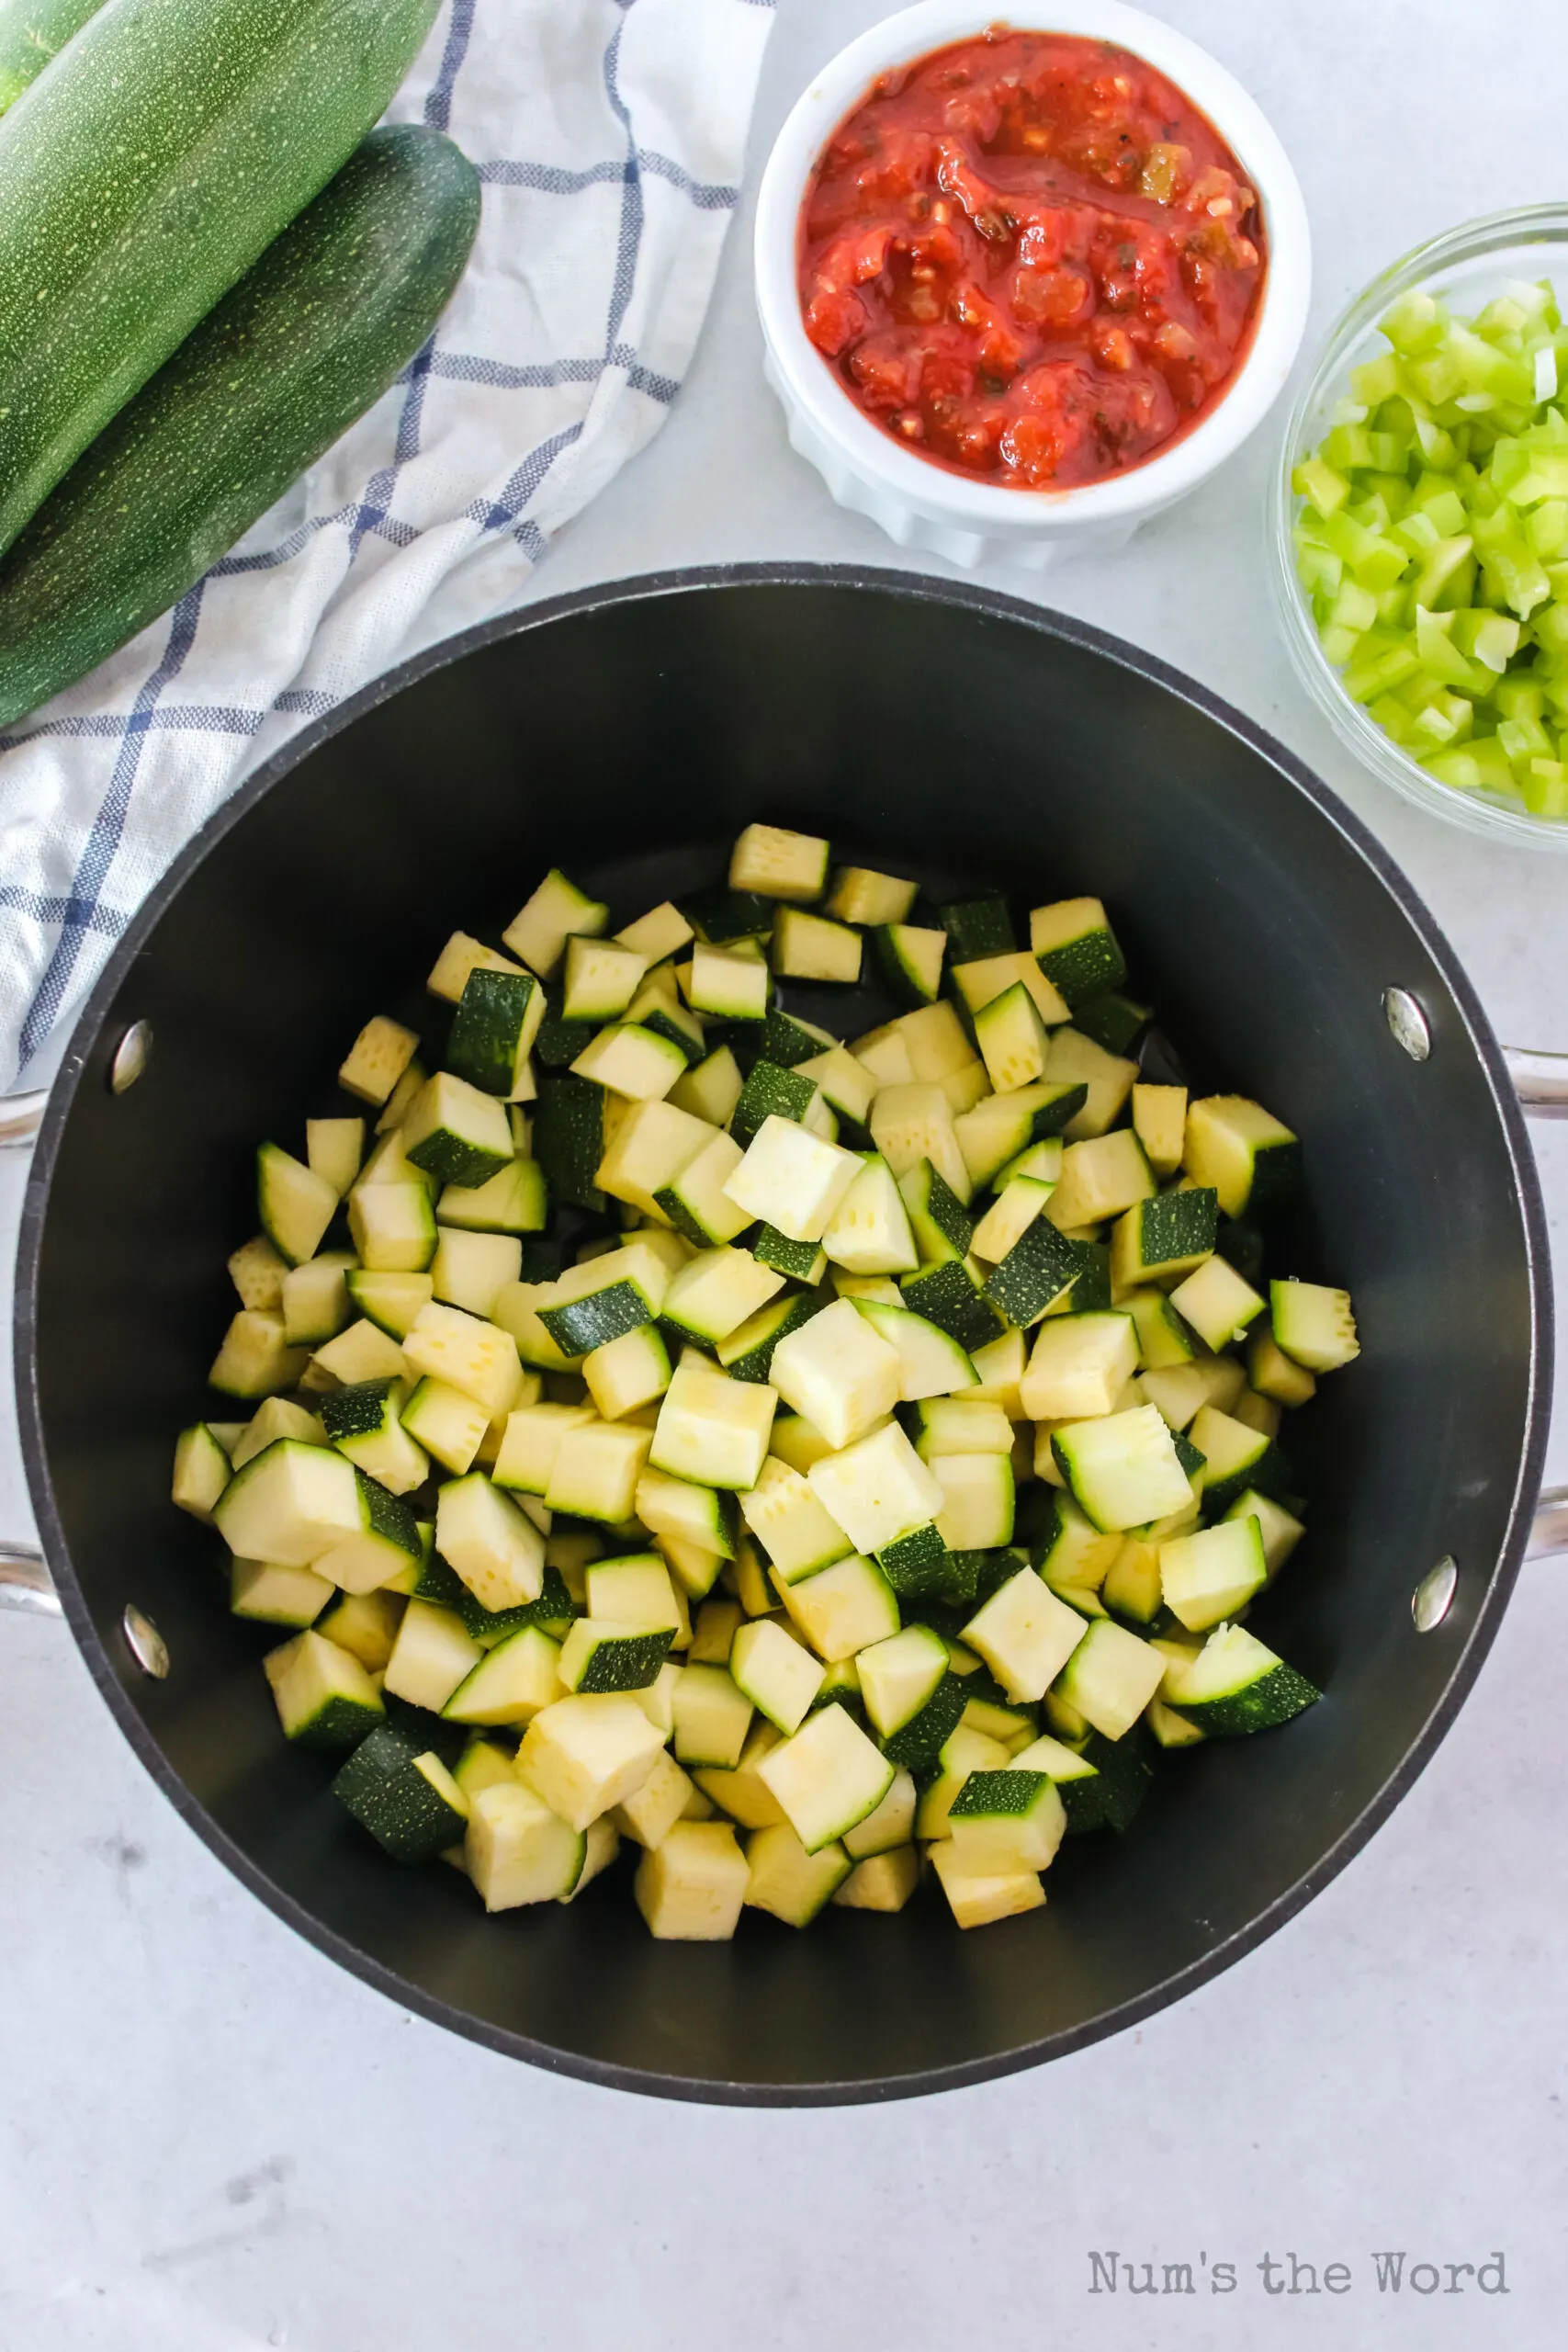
9,567,1556,2104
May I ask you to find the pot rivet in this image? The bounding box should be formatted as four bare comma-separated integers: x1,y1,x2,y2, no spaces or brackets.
122,1603,169,1679
1383,989,1430,1063
108,1020,153,1095
1412,1556,1458,1633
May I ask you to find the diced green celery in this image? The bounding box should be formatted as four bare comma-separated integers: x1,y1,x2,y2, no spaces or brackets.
1292,457,1349,518
1472,512,1551,616
1329,579,1379,634
1446,326,1536,405
1495,674,1547,723
1529,499,1568,558
1530,603,1568,659
1490,439,1529,494
1508,456,1568,505
1369,690,1415,742
1523,759,1568,816
1363,469,1411,514
1414,608,1490,695
1373,585,1410,624
1352,537,1410,593
1382,289,1445,356
1408,536,1474,609
1319,625,1361,667
1406,351,1463,407
1411,413,1459,469
1451,609,1521,672
1353,353,1403,405
1405,692,1471,752
1393,508,1442,555
1343,639,1420,703
1410,480,1467,532
1322,424,1376,472
1498,714,1554,763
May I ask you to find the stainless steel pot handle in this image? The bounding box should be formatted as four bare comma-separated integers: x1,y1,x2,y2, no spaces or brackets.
1,1048,1566,1600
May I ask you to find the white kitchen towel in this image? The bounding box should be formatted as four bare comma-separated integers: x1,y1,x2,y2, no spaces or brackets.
0,0,775,1086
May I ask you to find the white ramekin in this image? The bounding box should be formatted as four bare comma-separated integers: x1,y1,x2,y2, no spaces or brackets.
755,0,1312,571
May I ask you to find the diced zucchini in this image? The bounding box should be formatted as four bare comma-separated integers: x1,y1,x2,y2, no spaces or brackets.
338,1014,420,1108
492,1401,596,1495
535,1241,667,1354
320,1378,428,1497
1225,1488,1305,1577
840,1765,917,1859
558,1616,673,1695
728,822,829,901
952,948,1069,1026
973,980,1050,1092
1021,1310,1139,1419
1132,1082,1186,1179
954,1083,1085,1190
583,1322,672,1420
723,1114,861,1244
757,1702,894,1853
464,1778,584,1908
669,1044,745,1127
635,1468,739,1558
334,1730,469,1864
671,1662,754,1770
689,1598,740,1665
1044,1027,1138,1139
635,1820,750,1939
745,1822,852,1925
936,892,1012,961
739,1456,851,1580
730,1618,826,1734
661,1246,784,1346
231,1558,333,1629
1123,1283,1198,1369
401,1072,514,1189
561,934,649,1023
280,1251,355,1348
774,1551,899,1661
826,864,918,926
534,1075,608,1212
807,1419,943,1555
820,1154,918,1276
1270,1278,1360,1373
316,1589,405,1672
874,1520,957,1603
400,1300,523,1420
1160,1515,1269,1632
1187,1404,1281,1515
962,1568,1087,1702
518,1692,666,1829
1137,1363,1211,1430
375,1059,428,1136
833,1846,920,1911
852,1300,976,1402
795,1044,877,1130
769,1298,901,1452
1054,1404,1194,1533
596,1097,716,1220
348,1181,437,1274
569,1023,685,1104
931,1452,1015,1550
502,868,610,979
713,1292,821,1385
1031,1487,1122,1594
982,1214,1078,1331
1160,1622,1320,1735
228,1233,288,1311
264,1625,386,1751
911,1397,1013,1458
1053,1615,1165,1741
545,1418,653,1522
427,931,524,1006
383,1598,485,1713
971,1175,1053,1265
611,1747,700,1849
1110,1186,1218,1290
1248,1322,1319,1406
232,1396,328,1472
949,1767,1066,1874
448,969,545,1100
214,1437,362,1566
172,1421,232,1520
871,1081,972,1204
689,940,770,1022
1029,897,1126,1006
654,1129,751,1246
209,1307,308,1400
1168,1254,1266,1351
1045,1131,1155,1231
930,1842,1045,1928
1183,1095,1300,1220
436,1473,546,1611
857,1623,948,1738
772,906,863,985
617,901,694,965
874,921,947,1004
431,1229,524,1321
650,1353,776,1491
305,1116,365,1200
624,983,706,1069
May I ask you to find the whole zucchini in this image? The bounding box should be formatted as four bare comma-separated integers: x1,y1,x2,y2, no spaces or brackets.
0,124,481,727
0,0,441,555
0,1,107,114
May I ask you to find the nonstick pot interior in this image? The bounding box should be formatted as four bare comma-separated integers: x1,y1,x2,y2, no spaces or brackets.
17,568,1551,2103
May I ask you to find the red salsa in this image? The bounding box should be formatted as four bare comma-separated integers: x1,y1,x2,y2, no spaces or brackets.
798,28,1267,491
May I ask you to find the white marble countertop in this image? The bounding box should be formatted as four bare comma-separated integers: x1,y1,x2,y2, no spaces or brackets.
6,3,1568,2344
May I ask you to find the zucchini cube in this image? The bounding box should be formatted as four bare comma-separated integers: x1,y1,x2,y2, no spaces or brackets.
1183,1096,1301,1219
873,922,947,1004
443,1624,564,1726
426,931,523,1006
723,1114,861,1244
338,1014,420,1109
903,1255,1003,1352
334,1731,469,1865
172,1422,231,1521
281,1252,355,1348
1053,1404,1195,1532
963,1567,1089,1703
853,1299,977,1401
401,1301,525,1419
231,1559,334,1630
745,1822,852,1926
971,1175,1053,1266
595,1096,716,1220
772,907,863,985
1224,1489,1305,1577
583,1322,672,1420
535,1240,668,1354
635,1467,738,1557
534,1074,608,1211
718,1291,828,1383
1029,897,1127,1007
841,1766,918,1859
612,1747,700,1850
436,1472,546,1611
897,1158,974,1260
1043,1027,1138,1139
672,1663,755,1770
773,1553,899,1662
661,1246,784,1346
826,864,918,927
615,900,694,964
561,934,649,1022
930,1842,1046,1929
1132,1081,1187,1179
769,1297,901,1452
402,1071,514,1189
931,1452,1015,1551
558,1619,673,1694
264,1629,385,1750
502,867,609,980
400,1374,489,1476
689,941,770,1022
1161,1623,1319,1736
321,1377,428,1498
584,1553,684,1630
1045,1131,1155,1230
949,1768,1067,1874
1021,1310,1139,1419
833,1846,920,1912
1187,1404,1282,1515
1053,1617,1165,1740
806,1419,943,1556
856,1623,949,1739
431,1229,523,1320
649,1354,776,1492
983,1214,1080,1330
728,821,830,902
492,1401,595,1495
1109,1187,1218,1290
228,1233,288,1311
973,980,1051,1092
208,1308,308,1399
382,1599,485,1713
544,1419,654,1522
912,1397,1013,1456
874,1520,957,1601
821,1154,918,1275
570,1023,687,1102
654,1129,752,1246
1159,1515,1269,1633
738,1456,851,1580
730,1618,826,1734
871,1083,972,1205
757,1702,894,1854
1270,1278,1360,1373
634,1820,750,1939
518,1693,666,1830
1248,1322,1318,1406
448,968,545,1099
952,948,1069,1026
1168,1253,1266,1351
312,1317,407,1388
465,1780,585,1908
214,1437,362,1566
349,1182,437,1274
953,1082,1085,1190
256,1142,338,1269
797,1043,878,1126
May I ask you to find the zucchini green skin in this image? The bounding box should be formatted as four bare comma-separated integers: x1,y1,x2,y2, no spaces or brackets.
0,0,106,114
0,0,442,556
0,123,479,726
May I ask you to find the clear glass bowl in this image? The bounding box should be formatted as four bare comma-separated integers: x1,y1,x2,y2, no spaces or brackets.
1270,202,1568,852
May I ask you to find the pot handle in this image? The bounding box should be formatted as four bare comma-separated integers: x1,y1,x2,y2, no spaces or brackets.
2,1048,1566,1598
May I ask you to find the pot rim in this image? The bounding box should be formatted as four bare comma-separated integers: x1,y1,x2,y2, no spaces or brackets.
14,561,1553,2107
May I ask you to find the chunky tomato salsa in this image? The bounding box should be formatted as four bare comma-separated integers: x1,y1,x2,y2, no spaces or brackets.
798,28,1267,491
